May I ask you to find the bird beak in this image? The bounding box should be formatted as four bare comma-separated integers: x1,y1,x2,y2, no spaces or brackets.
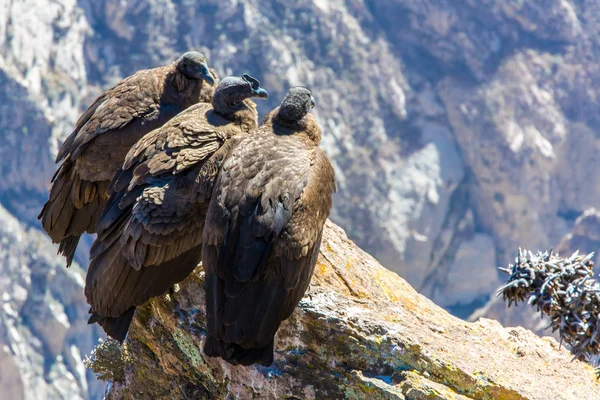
254,88,269,99
200,63,215,86
310,96,316,109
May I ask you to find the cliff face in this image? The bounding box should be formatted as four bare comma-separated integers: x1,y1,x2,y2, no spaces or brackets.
0,205,104,400
2,0,600,398
102,221,600,400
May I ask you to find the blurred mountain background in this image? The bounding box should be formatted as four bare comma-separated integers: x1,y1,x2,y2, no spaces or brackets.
2,0,600,398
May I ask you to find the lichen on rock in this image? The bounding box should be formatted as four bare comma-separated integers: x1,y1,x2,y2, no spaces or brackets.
100,221,600,400
84,339,132,382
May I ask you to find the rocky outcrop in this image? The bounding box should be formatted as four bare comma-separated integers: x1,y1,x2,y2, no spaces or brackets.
556,208,600,263
101,221,599,399
0,205,103,400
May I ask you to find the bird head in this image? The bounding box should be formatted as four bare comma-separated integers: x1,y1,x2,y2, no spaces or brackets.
277,87,315,122
176,51,215,85
212,74,269,115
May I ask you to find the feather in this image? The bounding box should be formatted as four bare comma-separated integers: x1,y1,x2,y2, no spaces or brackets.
40,56,218,268
85,73,278,344
88,307,136,344
202,90,335,366
58,236,80,268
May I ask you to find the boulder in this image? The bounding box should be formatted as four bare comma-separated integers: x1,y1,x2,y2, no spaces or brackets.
103,221,599,400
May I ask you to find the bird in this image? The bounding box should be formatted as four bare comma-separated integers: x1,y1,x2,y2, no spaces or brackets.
202,87,337,366
85,74,269,342
38,51,218,267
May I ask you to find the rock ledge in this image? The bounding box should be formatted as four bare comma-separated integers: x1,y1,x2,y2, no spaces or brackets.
105,221,599,400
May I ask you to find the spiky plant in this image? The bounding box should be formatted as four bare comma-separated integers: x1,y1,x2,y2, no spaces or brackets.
498,249,600,367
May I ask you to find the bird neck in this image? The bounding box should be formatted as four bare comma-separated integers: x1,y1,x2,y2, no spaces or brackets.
303,116,322,144
270,108,322,145
163,66,204,107
199,69,218,103
218,99,259,132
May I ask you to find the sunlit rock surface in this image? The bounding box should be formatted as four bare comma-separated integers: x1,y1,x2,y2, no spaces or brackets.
105,221,600,400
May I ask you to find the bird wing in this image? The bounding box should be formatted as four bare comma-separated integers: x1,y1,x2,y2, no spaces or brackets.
111,103,228,191
56,68,164,163
85,172,208,317
86,106,243,317
203,133,336,349
94,103,239,268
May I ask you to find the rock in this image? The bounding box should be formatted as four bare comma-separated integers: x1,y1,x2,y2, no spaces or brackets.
438,50,570,265
469,296,549,342
104,221,599,400
0,346,25,400
0,205,104,400
424,232,501,316
557,208,600,265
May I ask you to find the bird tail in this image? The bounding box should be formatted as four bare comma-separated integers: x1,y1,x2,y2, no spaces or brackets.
203,336,274,366
88,307,136,344
38,161,109,267
57,235,80,268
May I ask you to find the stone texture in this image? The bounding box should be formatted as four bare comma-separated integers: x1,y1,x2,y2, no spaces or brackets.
556,208,600,263
0,205,103,400
104,221,600,400
425,233,500,315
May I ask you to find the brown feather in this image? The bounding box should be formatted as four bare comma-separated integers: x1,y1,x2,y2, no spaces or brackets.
40,58,218,268
202,107,335,366
86,85,261,341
